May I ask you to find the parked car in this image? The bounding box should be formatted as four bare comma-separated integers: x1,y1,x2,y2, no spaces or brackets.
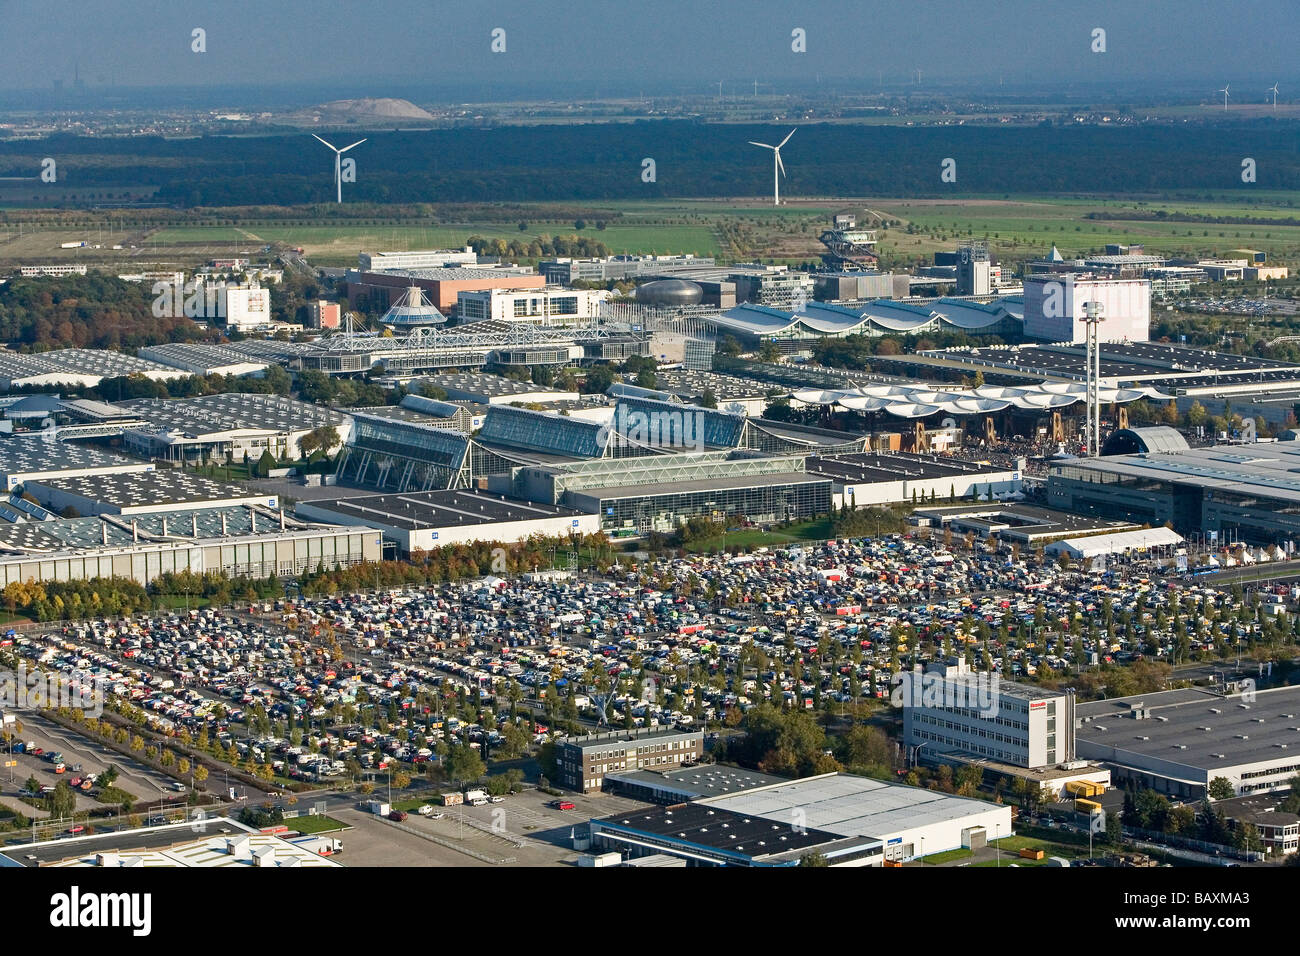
388,809,408,822
549,800,576,811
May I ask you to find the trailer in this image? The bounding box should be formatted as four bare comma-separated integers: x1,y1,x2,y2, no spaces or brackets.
292,835,343,856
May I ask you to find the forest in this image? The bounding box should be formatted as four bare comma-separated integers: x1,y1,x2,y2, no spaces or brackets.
2,121,1297,207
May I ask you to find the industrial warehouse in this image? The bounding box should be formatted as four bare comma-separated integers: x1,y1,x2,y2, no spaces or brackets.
1076,686,1300,800
589,772,1013,866
1047,436,1300,544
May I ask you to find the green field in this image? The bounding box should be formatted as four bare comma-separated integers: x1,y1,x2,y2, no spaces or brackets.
6,191,1300,271
678,516,835,554
970,835,1091,867
149,220,722,263
921,847,975,865
288,814,348,834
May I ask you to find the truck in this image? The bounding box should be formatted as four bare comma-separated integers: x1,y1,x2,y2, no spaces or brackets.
291,835,342,856
438,791,464,806
463,788,488,806
364,799,391,817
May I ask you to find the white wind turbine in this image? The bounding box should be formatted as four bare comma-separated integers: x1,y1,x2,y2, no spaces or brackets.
312,134,367,203
1268,83,1280,109
748,128,796,206
1218,84,1230,110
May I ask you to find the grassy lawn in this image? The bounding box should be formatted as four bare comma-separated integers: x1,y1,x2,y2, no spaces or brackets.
679,516,836,554
288,814,348,834
19,192,1300,271
148,221,723,264
969,834,1091,867
392,798,434,812
921,847,974,865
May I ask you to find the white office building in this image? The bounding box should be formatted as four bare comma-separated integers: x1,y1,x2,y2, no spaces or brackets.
359,248,479,271
901,659,1077,769
220,283,272,332
1022,275,1150,344
457,286,609,326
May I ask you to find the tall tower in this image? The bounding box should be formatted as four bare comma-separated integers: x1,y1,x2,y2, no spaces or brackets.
1083,300,1105,456
957,242,991,296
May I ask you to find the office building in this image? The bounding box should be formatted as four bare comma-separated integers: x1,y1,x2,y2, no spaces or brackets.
901,658,1076,769
220,283,272,332
556,727,704,793
359,248,479,271
346,267,544,312
1022,275,1150,343
308,300,341,329
457,287,608,326
956,243,992,296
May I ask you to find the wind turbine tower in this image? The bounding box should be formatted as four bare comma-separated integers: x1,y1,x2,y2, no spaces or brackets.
747,128,796,206
1268,83,1280,109
1218,84,1230,110
312,134,367,203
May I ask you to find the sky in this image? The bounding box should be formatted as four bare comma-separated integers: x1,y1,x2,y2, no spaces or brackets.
0,0,1295,100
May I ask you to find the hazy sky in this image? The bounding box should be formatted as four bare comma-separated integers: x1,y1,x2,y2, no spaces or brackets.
0,0,1294,98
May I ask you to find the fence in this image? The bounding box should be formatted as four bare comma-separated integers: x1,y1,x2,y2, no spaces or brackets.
1124,825,1264,863
377,815,516,865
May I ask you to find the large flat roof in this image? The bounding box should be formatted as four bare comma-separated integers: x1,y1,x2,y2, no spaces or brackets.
0,437,151,479
809,452,1012,483
121,393,346,438
592,801,841,861
31,470,266,509
703,773,1010,840
1052,441,1300,506
608,765,787,799
2,819,339,868
919,341,1300,384
0,504,326,554
1076,685,1300,772
298,488,583,531
569,471,830,501
913,502,1136,540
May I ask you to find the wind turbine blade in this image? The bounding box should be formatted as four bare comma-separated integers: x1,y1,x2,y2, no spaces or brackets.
778,128,796,148
340,139,368,153
748,142,774,149
776,150,786,177
312,134,338,151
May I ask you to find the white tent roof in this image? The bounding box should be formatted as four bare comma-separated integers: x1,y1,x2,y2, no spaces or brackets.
1046,526,1184,559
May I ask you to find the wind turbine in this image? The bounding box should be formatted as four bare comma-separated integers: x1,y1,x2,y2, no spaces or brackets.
748,128,796,206
1217,84,1230,110
311,134,367,203
1268,83,1279,109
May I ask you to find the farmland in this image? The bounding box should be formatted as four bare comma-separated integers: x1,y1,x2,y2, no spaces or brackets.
3,192,1300,272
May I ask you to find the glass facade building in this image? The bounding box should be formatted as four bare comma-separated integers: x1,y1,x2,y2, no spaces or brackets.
337,414,470,491
569,475,831,534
